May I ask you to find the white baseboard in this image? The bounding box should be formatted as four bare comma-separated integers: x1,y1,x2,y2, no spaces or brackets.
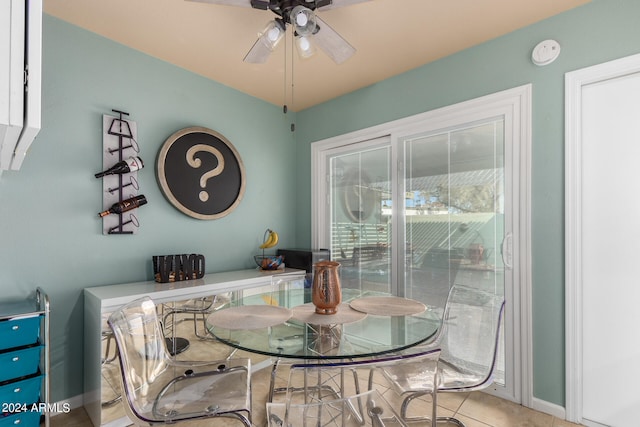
48,393,84,418
581,419,608,427
531,397,566,419
50,394,132,426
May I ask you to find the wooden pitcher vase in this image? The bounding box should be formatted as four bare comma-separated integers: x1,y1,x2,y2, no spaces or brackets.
312,261,342,314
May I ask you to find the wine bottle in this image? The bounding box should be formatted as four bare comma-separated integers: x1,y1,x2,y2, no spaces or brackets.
98,195,147,217
95,156,144,178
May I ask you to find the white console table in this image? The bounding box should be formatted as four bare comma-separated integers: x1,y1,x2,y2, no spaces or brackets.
83,268,305,427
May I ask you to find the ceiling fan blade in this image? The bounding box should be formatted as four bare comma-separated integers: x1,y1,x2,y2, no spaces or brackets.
244,20,284,63
184,0,251,6
315,0,371,10
313,16,355,64
243,37,273,63
185,0,270,9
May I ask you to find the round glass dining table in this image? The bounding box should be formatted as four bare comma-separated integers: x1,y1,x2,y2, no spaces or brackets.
206,287,440,360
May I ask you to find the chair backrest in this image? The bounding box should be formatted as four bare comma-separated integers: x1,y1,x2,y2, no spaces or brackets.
267,389,409,427
436,285,505,391
108,296,173,420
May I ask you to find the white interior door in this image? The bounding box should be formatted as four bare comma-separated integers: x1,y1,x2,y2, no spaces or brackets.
582,72,640,427
566,54,640,426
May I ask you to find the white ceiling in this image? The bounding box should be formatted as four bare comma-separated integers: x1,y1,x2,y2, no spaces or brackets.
44,0,590,111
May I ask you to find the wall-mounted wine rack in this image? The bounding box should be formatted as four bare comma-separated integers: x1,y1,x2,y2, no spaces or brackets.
98,109,143,235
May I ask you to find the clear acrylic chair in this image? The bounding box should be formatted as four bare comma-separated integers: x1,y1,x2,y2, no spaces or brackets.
101,315,122,407
162,293,230,340
279,349,441,427
267,389,408,427
108,296,252,426
379,285,505,427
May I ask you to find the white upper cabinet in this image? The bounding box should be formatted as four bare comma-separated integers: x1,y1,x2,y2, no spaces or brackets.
0,0,42,172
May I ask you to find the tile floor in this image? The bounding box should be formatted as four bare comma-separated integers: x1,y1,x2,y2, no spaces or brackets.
51,310,585,427
48,384,586,427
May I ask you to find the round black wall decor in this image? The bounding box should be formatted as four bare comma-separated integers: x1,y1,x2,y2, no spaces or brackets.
157,127,246,220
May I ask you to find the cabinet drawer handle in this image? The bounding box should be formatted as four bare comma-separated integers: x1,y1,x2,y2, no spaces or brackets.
13,387,21,393
12,325,19,331
12,356,19,362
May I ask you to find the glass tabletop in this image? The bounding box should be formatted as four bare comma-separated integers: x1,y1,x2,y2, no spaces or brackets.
206,288,440,360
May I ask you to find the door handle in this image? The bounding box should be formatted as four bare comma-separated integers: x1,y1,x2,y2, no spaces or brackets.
501,231,513,269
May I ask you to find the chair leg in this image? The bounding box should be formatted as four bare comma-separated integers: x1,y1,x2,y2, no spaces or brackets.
268,358,281,403
435,416,466,426
399,392,468,427
194,312,218,340
431,389,438,427
400,392,427,421
224,410,252,427
101,332,117,364
431,390,466,427
162,310,174,338
161,308,191,356
101,394,122,407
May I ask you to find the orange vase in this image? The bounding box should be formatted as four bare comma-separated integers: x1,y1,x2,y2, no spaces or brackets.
312,261,342,314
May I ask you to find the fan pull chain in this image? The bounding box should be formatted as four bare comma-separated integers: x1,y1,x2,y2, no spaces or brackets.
290,30,296,132
283,28,288,115
281,28,295,132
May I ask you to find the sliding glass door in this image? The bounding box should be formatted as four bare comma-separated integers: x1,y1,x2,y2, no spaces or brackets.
316,122,513,398
312,86,530,404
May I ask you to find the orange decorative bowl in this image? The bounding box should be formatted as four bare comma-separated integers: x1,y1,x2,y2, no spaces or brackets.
254,255,284,270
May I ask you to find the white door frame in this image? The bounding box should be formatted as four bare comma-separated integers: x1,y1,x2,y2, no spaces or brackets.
311,84,532,407
565,52,640,423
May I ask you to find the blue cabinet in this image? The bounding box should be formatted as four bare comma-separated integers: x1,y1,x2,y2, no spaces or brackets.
0,288,49,427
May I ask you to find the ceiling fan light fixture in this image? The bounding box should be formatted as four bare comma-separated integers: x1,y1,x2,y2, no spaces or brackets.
240,0,358,64
289,5,317,36
295,34,316,59
259,20,285,50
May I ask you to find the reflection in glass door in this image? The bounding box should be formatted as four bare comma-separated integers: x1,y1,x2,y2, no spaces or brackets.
328,144,392,294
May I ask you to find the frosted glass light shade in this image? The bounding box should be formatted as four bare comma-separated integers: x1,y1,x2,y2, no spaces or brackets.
289,5,316,36
295,35,316,58
260,20,285,50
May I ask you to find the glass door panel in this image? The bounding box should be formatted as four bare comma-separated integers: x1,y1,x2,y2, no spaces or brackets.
329,146,391,294
403,120,506,385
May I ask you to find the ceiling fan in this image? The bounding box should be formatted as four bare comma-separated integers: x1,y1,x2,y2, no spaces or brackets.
188,0,370,64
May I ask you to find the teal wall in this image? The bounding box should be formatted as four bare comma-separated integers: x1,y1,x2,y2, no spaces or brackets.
294,0,640,406
1,0,639,409
0,15,297,401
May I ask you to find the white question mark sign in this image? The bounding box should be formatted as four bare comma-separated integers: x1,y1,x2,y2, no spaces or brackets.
186,144,225,202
